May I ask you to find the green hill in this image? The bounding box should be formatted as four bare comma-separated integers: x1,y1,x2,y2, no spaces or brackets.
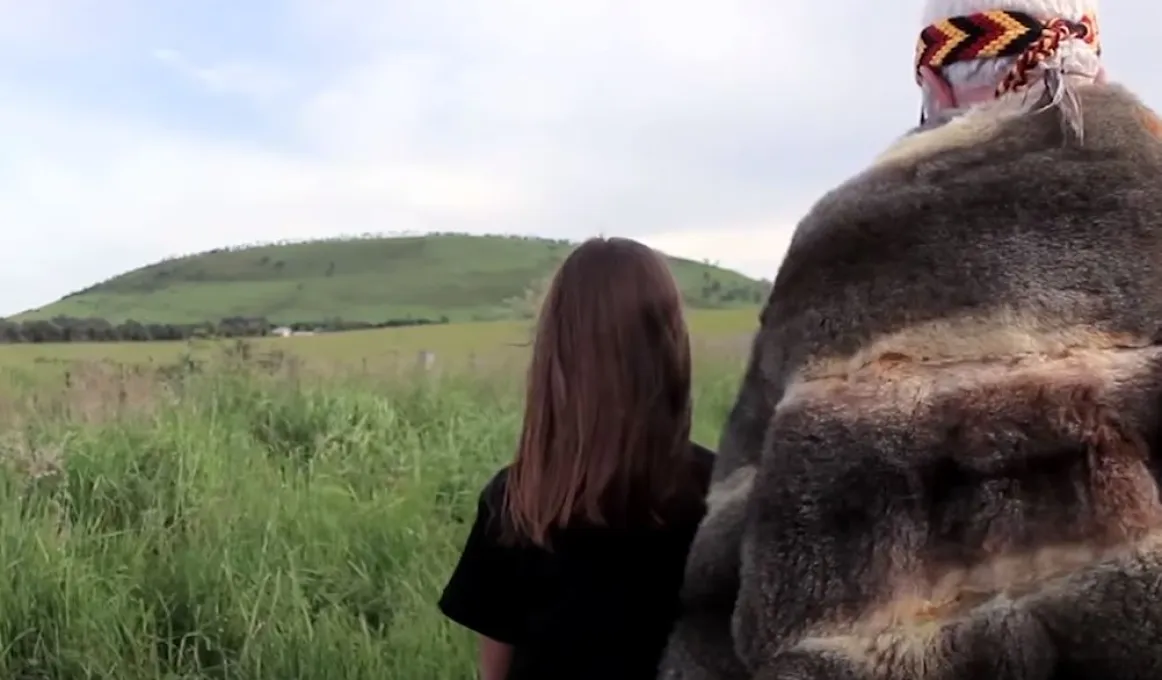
15,234,769,325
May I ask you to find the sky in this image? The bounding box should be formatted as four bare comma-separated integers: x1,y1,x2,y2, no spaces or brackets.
0,1,1159,316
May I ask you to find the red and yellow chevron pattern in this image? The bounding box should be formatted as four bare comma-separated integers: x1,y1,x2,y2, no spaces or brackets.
915,10,1100,75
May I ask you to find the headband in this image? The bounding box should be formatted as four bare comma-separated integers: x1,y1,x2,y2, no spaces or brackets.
915,10,1100,95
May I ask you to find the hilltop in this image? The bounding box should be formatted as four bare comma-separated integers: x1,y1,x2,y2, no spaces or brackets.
15,234,769,326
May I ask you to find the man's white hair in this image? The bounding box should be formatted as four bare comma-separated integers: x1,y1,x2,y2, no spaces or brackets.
919,0,1102,124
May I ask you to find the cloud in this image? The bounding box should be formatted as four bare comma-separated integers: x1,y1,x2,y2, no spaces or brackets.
0,0,139,56
152,49,293,99
0,0,1159,316
643,219,801,283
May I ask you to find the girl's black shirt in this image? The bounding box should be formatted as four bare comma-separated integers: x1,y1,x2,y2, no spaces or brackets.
438,443,715,680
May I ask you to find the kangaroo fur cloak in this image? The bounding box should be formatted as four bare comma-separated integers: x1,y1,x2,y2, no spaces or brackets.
658,81,1162,679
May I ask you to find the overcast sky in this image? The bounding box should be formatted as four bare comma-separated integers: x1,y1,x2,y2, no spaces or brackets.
0,1,1158,316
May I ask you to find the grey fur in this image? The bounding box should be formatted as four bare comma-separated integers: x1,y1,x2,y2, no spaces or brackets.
658,464,755,679
658,82,1162,679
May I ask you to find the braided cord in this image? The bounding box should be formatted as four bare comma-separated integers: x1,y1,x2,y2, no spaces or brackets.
915,11,1100,96
996,18,1094,96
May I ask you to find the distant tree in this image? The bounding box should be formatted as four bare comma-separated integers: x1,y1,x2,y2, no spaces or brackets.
504,275,552,320
0,321,22,343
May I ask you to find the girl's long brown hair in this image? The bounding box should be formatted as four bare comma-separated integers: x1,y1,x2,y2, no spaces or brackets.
502,236,699,548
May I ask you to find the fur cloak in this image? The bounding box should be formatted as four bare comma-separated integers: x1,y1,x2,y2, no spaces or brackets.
658,82,1162,679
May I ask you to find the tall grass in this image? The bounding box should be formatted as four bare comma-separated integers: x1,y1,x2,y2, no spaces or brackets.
0,350,743,679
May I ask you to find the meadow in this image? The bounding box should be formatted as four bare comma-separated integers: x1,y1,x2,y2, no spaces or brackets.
0,310,755,679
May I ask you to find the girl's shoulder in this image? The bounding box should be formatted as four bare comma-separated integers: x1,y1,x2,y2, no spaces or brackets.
689,441,716,468
688,441,717,489
477,465,512,517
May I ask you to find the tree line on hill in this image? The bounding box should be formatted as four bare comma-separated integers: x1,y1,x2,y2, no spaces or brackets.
0,315,449,344
697,271,768,305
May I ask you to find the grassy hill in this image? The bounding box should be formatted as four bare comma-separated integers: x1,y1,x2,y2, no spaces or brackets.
16,234,769,325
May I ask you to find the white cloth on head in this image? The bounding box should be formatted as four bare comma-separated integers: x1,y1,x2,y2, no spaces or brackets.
921,0,1099,24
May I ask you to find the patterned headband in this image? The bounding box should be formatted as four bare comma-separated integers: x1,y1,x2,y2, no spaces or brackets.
915,10,1100,84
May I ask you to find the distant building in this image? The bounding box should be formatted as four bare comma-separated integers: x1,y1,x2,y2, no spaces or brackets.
272,326,317,337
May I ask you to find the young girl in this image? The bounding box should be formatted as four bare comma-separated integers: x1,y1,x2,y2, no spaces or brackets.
438,236,715,680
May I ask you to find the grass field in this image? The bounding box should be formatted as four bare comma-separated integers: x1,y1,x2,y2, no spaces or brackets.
16,234,768,325
0,312,753,679
0,308,760,376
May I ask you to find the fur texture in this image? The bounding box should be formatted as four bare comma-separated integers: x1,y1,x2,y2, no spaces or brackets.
658,81,1162,679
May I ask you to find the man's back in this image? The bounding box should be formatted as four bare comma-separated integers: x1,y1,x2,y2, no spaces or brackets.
762,82,1162,391
659,66,1162,680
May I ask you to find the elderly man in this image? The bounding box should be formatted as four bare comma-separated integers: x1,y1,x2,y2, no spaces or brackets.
659,0,1162,678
